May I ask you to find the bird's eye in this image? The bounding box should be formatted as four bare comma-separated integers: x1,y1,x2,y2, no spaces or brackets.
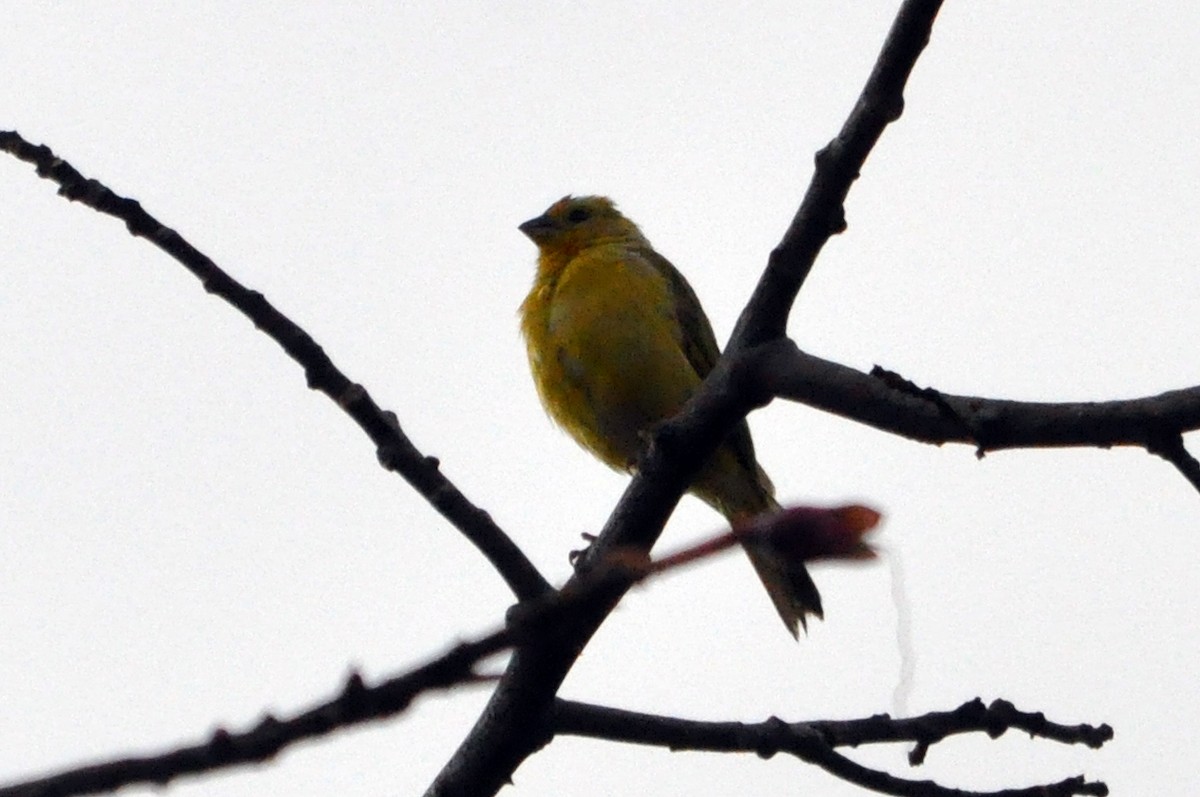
566,207,591,224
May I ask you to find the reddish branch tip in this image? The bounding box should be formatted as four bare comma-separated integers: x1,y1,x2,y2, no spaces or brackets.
738,505,882,564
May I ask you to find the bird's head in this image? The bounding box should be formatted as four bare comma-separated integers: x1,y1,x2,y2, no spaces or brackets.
519,195,647,259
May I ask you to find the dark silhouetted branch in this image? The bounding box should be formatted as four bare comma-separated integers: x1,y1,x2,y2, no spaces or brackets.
3,512,865,796
736,340,1200,494
1146,432,1200,494
426,3,947,795
554,698,1111,797
732,0,945,348
0,129,550,603
0,637,506,797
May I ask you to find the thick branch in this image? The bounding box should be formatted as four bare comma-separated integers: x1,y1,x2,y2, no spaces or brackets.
554,698,1111,797
751,339,1200,453
425,3,945,795
0,130,550,603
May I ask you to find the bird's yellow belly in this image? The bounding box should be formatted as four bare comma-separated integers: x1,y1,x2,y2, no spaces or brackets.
524,256,698,472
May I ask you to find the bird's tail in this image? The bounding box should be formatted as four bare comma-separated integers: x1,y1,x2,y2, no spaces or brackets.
698,452,823,638
739,493,824,639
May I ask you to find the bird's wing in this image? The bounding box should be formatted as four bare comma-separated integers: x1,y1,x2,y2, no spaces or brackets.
637,247,721,379
638,247,769,493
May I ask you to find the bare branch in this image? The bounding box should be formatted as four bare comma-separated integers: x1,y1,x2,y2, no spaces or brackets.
0,520,1111,797
0,636,508,797
0,520,801,797
0,129,550,603
747,337,1200,460
732,0,945,348
427,3,946,795
1146,432,1200,494
554,698,1111,797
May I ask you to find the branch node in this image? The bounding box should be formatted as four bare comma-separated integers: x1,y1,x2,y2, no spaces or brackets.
984,698,1018,739
908,739,929,765
871,364,985,451
340,670,368,715
753,716,793,760
1145,431,1200,493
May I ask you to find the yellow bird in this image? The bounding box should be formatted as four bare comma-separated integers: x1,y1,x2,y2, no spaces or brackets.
518,195,821,637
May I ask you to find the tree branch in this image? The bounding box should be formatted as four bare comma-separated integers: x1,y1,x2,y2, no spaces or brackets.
1145,432,1200,494
0,636,508,797
0,129,551,603
3,520,839,797
554,698,1111,797
0,550,656,797
748,339,1200,475
732,0,944,349
425,3,946,795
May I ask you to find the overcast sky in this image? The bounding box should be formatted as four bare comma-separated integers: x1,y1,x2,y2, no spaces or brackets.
3,3,1198,795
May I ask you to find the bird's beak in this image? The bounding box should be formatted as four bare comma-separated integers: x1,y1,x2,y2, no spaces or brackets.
518,214,557,242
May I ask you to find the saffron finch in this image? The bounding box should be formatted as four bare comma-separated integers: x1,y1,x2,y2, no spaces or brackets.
518,195,822,637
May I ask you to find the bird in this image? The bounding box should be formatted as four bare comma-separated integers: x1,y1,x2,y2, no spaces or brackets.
517,195,821,637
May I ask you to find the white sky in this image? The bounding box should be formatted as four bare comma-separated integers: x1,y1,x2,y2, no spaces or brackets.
2,3,1198,795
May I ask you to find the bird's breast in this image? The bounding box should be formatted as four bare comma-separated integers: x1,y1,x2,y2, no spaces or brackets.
520,247,699,470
